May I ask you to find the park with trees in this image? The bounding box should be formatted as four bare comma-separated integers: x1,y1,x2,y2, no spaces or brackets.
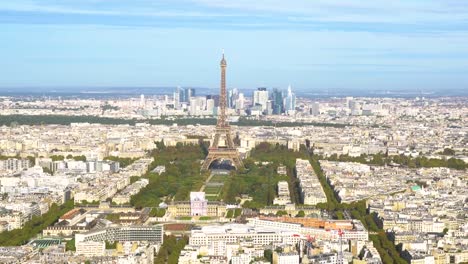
318,152,466,170
0,200,74,246
130,143,209,209
0,114,348,128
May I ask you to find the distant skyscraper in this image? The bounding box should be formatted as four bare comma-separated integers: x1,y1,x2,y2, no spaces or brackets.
311,102,320,116
271,88,283,114
206,98,215,114
284,85,296,112
253,87,269,111
350,100,359,111
236,93,245,110
174,86,182,108
189,97,207,115
228,88,239,109
139,94,145,107
206,94,220,107
346,97,354,109
183,88,195,103
266,100,273,115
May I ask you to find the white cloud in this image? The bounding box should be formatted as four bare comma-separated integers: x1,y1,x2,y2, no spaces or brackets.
0,1,120,15
0,0,245,17
1,0,467,31
192,0,468,24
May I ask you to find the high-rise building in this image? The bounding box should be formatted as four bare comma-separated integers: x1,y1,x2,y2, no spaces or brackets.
139,94,145,108
350,100,361,115
284,85,296,112
174,86,183,108
183,88,195,103
206,94,220,107
311,102,320,116
346,97,354,108
236,93,245,111
189,97,207,115
253,87,269,111
228,88,239,109
266,100,273,115
206,99,215,114
271,88,284,114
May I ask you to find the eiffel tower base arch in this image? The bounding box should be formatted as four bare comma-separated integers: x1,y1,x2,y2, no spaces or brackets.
201,148,244,171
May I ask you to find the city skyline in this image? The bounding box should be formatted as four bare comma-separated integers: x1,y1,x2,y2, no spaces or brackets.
1,1,468,91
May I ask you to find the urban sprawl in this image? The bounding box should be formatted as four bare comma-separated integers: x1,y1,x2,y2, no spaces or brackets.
0,85,466,264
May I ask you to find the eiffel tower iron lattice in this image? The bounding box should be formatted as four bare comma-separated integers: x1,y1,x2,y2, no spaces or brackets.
201,52,244,171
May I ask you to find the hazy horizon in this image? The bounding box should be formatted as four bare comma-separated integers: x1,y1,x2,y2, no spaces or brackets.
0,85,466,98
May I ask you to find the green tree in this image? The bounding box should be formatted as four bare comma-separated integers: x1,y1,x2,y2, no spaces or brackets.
441,148,455,155
149,208,166,217
154,235,188,264
335,211,344,220
264,249,273,262
234,208,242,217
276,210,288,216
73,155,87,162
104,156,137,168
131,144,207,209
26,156,36,165
443,228,449,235
50,155,65,161
0,200,74,246
295,210,305,217
42,167,53,175
65,238,76,251
105,241,117,249
226,210,234,218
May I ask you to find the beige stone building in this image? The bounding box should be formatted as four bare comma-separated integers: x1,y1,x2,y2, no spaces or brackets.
168,201,227,217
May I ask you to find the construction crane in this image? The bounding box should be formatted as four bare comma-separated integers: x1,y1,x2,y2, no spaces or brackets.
293,233,316,258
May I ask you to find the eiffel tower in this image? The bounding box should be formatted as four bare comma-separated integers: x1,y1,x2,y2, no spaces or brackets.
201,52,243,171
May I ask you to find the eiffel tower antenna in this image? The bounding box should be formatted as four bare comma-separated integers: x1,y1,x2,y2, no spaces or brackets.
201,52,244,171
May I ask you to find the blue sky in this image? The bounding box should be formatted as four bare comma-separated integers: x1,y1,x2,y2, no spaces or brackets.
1,0,468,91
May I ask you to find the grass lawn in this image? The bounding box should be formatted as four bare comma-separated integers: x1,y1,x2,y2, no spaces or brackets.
210,174,229,183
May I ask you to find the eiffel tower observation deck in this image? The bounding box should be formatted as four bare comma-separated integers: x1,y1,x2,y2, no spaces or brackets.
201,52,243,171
